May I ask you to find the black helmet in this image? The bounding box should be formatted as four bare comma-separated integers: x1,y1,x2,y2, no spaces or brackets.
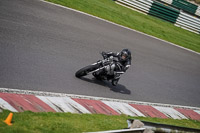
120,49,131,61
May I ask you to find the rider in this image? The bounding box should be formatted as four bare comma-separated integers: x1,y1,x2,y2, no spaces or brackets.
102,49,132,86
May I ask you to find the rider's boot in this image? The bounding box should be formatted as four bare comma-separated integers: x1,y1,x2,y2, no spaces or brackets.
111,73,120,86
112,78,119,86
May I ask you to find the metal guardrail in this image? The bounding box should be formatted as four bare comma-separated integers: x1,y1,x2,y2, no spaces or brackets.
160,0,173,4
176,11,200,34
148,1,180,23
172,0,198,15
116,0,200,34
160,0,200,17
87,128,145,133
128,119,200,133
196,6,200,16
87,119,200,133
117,0,153,13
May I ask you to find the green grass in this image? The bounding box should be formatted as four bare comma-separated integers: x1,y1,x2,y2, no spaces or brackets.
46,0,200,53
0,110,200,133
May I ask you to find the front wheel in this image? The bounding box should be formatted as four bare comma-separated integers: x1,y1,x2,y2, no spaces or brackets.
75,65,99,78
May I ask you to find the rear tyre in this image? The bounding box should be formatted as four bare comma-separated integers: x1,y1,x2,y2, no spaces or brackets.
75,65,99,78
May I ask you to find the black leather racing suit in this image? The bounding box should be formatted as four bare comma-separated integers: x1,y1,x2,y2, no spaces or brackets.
102,51,131,85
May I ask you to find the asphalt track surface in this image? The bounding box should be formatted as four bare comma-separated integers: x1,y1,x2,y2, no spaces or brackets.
0,0,200,107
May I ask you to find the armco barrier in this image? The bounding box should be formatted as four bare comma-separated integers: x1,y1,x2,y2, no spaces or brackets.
148,1,180,23
87,128,145,133
117,0,153,13
175,11,200,33
172,0,198,15
196,6,200,17
116,0,200,34
160,0,173,4
128,119,200,133
160,0,200,17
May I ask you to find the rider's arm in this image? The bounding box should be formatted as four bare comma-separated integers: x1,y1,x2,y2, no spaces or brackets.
123,59,131,72
102,52,119,58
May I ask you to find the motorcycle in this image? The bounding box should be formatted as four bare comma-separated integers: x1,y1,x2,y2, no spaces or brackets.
75,53,124,84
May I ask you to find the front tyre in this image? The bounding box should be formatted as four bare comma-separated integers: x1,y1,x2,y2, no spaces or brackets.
75,65,99,78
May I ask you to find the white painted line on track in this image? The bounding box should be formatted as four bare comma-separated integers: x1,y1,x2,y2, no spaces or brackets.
1,88,200,110
40,0,200,55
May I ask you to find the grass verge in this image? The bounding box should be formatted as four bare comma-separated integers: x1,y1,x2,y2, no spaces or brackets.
0,110,200,133
46,0,200,53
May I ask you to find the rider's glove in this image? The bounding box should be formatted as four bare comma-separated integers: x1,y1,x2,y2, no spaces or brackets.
123,65,130,72
101,52,107,59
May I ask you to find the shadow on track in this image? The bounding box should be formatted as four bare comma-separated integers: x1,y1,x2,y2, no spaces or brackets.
79,77,131,95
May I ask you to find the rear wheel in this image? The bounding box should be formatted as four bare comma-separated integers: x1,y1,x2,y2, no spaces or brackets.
75,65,99,78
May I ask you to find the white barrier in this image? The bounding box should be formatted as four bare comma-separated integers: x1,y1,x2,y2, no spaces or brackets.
117,0,153,13
196,6,200,16
176,11,200,34
117,0,200,34
160,0,173,4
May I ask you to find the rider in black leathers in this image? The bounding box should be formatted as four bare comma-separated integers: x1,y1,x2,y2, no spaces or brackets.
101,49,132,86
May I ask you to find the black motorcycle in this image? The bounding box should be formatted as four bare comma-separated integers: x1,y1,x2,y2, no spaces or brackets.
75,53,124,84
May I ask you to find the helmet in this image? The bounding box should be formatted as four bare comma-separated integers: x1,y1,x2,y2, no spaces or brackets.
120,49,131,61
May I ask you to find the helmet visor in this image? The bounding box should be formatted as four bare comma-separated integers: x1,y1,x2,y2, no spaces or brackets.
121,53,127,60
